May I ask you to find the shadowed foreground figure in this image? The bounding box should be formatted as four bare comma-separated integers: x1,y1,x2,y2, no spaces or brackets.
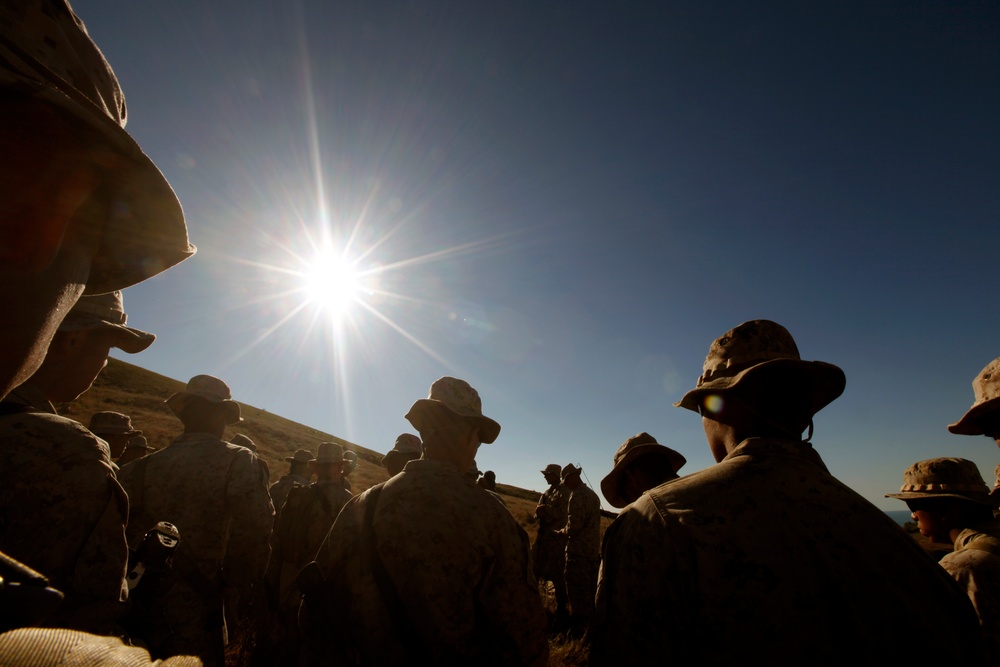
591,319,984,665
950,357,1000,491
305,377,548,666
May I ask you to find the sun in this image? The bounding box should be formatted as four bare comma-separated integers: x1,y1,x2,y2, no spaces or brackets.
301,250,363,319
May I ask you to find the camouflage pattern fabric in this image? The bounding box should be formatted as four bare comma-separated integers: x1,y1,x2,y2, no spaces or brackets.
3,382,56,413
311,458,548,666
0,628,201,666
940,522,1000,663
118,432,273,666
590,437,986,665
0,405,128,634
269,473,310,515
564,483,600,625
532,483,568,582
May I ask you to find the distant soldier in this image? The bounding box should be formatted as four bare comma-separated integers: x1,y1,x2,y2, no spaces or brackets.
381,433,422,477
0,291,155,633
118,375,273,665
887,457,1000,661
600,432,686,508
89,411,143,460
558,463,601,635
478,470,498,492
270,449,315,513
533,463,569,628
591,320,984,664
949,357,1000,490
264,442,354,664
118,434,155,466
305,377,548,666
342,449,358,492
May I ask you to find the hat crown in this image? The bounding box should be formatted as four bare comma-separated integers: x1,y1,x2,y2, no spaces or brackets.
561,463,581,479
698,320,801,387
542,463,562,477
88,410,133,434
899,457,989,496
613,432,658,467
392,433,422,455
316,442,345,463
971,358,1000,406
427,377,484,417
288,449,315,464
184,375,232,402
61,291,127,328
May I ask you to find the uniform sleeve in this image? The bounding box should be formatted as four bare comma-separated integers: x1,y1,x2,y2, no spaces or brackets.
223,449,274,587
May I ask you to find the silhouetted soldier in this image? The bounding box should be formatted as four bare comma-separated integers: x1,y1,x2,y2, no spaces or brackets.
533,463,569,629
600,432,686,509
558,463,600,635
381,433,422,477
270,449,315,514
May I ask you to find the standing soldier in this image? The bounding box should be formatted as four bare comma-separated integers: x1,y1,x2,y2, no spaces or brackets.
118,375,273,666
270,449,315,513
305,377,548,666
558,463,601,636
533,463,569,628
948,357,1000,490
381,433,422,477
600,432,686,509
89,411,143,460
118,434,155,466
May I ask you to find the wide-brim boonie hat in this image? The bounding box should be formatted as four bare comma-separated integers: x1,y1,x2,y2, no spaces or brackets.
948,357,1000,436
0,0,195,295
675,320,845,417
316,442,348,464
601,432,687,509
541,463,562,477
381,433,422,468
284,449,315,464
405,377,501,444
88,410,140,436
57,290,154,353
886,457,998,508
165,374,242,424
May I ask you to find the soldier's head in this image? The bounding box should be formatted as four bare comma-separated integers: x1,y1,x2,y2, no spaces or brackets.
405,377,500,473
600,433,687,509
89,410,141,459
310,442,347,482
675,320,845,462
166,375,242,437
886,457,997,543
541,463,562,488
948,357,1000,447
285,449,316,476
0,1,193,399
23,290,154,404
381,433,422,477
117,434,153,465
562,463,583,490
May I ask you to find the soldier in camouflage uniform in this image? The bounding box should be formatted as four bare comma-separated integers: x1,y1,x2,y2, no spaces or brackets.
0,291,156,633
381,433,422,477
118,375,273,666
263,442,354,664
270,449,315,513
533,463,569,628
89,410,143,461
949,357,1000,491
599,432,686,509
591,320,985,664
306,377,548,666
887,457,1000,662
558,463,600,635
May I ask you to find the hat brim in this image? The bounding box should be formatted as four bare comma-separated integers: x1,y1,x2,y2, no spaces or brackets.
947,398,1000,436
405,399,501,444
886,490,999,508
108,324,155,354
0,76,195,295
600,444,686,509
674,358,846,416
165,392,243,424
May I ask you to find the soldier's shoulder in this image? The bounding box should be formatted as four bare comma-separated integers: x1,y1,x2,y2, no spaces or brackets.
0,412,112,466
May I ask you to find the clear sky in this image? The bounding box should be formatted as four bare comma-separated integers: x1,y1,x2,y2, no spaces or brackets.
73,0,999,510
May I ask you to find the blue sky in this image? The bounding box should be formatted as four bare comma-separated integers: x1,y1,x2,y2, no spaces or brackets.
74,0,999,509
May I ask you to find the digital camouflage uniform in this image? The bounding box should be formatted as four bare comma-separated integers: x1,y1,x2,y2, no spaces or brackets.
532,482,568,587
0,384,129,634
118,432,273,666
563,481,600,627
269,473,311,515
310,458,548,666
590,437,985,665
940,521,1000,663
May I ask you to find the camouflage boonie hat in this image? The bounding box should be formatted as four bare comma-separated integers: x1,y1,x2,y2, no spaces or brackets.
124,434,153,451
57,290,154,353
948,358,1000,436
285,449,315,464
88,411,140,436
675,320,846,417
165,375,242,424
316,442,348,464
230,433,256,452
405,377,501,444
0,0,195,294
886,457,998,507
561,463,582,480
601,432,687,509
343,449,358,472
541,463,562,477
381,433,422,469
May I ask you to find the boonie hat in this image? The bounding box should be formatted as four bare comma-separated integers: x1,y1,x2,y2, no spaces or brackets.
0,0,195,294
230,433,256,452
886,457,998,507
601,432,687,509
405,377,501,444
541,463,562,477
285,449,316,464
675,320,845,417
57,291,154,353
165,375,242,424
381,433,422,469
88,411,140,436
124,435,154,451
561,463,582,480
316,442,348,464
948,358,1000,436
343,449,358,472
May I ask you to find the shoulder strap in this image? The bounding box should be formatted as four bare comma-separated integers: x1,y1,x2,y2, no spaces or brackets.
362,483,430,663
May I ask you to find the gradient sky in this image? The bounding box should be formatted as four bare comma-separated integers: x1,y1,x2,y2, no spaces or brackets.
72,0,999,509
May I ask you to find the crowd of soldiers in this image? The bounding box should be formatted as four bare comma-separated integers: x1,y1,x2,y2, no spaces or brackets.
3,1,1000,665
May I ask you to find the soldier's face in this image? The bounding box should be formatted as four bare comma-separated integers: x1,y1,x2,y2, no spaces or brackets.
43,327,118,403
